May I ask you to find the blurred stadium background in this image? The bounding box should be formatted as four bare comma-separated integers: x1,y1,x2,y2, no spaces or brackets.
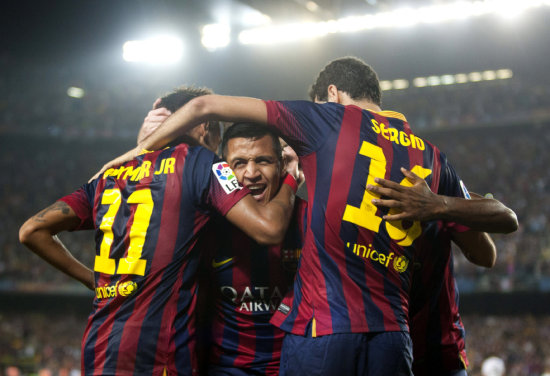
1,0,550,375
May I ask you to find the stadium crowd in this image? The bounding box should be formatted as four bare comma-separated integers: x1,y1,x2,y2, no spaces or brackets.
2,312,549,376
1,57,549,374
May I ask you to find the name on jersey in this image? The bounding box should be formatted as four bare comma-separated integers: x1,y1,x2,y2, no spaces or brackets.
346,241,409,273
103,157,176,181
221,285,284,312
371,120,425,150
95,280,138,299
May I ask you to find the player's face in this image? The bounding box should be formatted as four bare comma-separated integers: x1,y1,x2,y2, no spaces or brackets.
225,135,283,205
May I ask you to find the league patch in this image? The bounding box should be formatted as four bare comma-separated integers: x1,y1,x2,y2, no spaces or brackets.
460,180,471,199
212,162,241,194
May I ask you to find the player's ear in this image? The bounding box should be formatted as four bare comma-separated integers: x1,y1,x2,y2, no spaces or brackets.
327,84,339,103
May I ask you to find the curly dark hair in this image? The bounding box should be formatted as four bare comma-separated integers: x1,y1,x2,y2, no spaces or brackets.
309,56,381,105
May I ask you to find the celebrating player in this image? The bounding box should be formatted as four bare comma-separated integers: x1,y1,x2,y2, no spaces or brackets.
93,57,517,375
199,122,307,375
368,172,517,375
19,87,299,376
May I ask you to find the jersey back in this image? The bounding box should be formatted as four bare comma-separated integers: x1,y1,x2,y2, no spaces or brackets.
266,100,466,336
60,144,248,376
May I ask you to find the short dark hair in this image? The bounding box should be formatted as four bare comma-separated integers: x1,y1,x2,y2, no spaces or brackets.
221,122,282,161
308,56,382,105
159,85,221,149
157,85,213,112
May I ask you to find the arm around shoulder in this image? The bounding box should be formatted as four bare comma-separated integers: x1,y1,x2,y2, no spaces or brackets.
225,182,296,245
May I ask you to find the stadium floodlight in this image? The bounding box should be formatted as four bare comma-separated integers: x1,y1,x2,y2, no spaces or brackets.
427,76,442,86
468,71,483,82
306,1,320,12
201,24,231,51
238,0,550,45
482,70,497,80
454,74,469,84
392,79,409,90
413,77,428,88
122,36,183,64
67,86,85,98
441,75,456,85
380,80,393,91
496,69,513,79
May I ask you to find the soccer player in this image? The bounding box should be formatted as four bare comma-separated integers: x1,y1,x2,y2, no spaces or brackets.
19,88,300,376
368,171,517,376
93,56,517,375
200,122,307,375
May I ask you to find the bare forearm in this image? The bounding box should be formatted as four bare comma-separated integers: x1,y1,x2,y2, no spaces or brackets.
139,95,268,151
226,184,296,245
22,230,94,290
438,197,518,233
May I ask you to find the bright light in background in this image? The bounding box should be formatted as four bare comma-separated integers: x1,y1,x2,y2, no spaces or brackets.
67,86,85,98
306,1,320,12
382,69,513,90
238,0,550,45
122,36,183,64
201,24,231,51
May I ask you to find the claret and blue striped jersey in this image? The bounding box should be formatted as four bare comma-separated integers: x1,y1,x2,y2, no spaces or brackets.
59,143,250,376
265,100,467,337
202,198,307,375
410,220,470,375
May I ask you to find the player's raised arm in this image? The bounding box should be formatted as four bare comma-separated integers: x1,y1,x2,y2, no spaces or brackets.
225,175,297,244
139,95,268,151
368,167,518,233
19,201,95,290
90,95,268,181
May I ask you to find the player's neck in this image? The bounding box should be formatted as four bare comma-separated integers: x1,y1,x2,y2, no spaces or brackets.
343,98,382,112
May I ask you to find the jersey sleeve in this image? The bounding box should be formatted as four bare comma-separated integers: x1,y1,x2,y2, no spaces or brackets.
207,163,251,215
264,100,344,156
58,184,95,231
189,147,251,216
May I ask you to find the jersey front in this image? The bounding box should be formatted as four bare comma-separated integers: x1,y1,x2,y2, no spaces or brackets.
204,198,307,375
60,144,249,376
265,100,466,336
410,221,469,375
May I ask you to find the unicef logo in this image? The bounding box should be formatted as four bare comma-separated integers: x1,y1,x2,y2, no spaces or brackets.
118,281,138,297
393,255,409,273
215,163,235,181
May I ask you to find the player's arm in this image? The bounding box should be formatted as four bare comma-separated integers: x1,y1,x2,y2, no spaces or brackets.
368,167,518,233
19,201,95,290
225,176,297,245
91,95,268,181
452,230,496,268
137,98,172,145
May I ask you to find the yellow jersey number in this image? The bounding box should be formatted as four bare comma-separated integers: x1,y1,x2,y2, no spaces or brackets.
342,141,432,246
94,188,153,276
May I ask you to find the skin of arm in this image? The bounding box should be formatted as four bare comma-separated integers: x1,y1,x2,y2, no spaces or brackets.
19,201,95,290
452,230,496,268
367,167,519,234
91,95,268,181
225,183,296,245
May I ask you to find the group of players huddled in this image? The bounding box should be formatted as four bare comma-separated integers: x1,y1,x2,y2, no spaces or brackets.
19,57,518,375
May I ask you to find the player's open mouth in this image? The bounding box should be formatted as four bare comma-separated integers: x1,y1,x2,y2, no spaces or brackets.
248,184,266,200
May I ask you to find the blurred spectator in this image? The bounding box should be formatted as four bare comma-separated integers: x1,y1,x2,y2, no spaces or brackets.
481,356,506,376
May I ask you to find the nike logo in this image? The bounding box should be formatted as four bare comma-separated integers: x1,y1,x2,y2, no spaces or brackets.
212,258,234,268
